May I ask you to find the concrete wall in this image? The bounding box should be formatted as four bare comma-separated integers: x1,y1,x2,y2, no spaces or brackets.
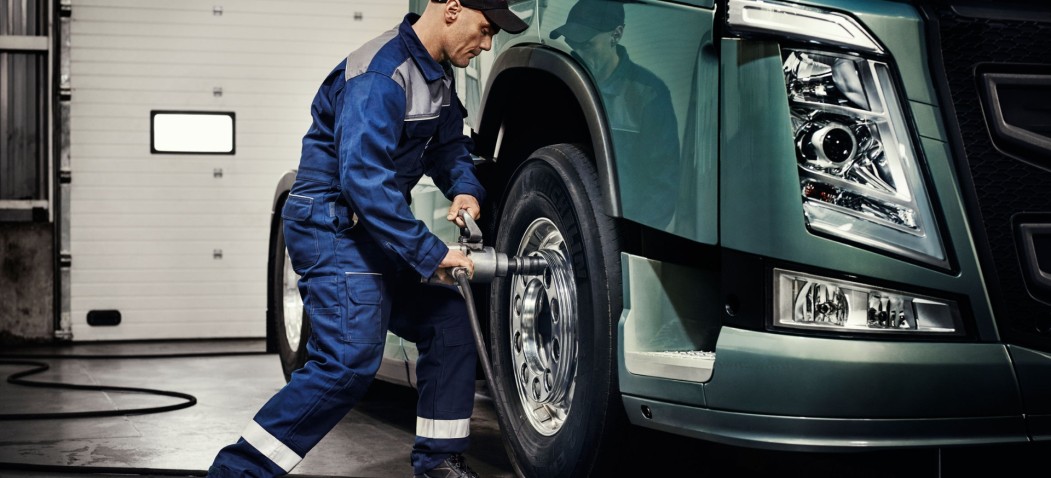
0,223,54,343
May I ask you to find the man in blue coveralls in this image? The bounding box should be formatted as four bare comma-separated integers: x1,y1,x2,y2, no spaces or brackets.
207,2,527,477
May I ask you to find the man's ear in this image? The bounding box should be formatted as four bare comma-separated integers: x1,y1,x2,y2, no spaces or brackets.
445,0,461,24
611,25,625,44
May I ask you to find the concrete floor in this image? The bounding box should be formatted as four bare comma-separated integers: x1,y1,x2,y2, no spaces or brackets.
0,340,511,478
1,340,1047,478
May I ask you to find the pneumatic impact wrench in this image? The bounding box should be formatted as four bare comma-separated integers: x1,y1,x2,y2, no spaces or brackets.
441,210,549,283
430,210,548,394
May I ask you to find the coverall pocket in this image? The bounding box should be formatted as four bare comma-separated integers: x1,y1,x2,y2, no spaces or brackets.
282,194,320,272
343,273,386,344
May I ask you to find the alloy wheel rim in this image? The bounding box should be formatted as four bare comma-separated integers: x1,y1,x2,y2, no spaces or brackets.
511,217,577,436
282,248,303,351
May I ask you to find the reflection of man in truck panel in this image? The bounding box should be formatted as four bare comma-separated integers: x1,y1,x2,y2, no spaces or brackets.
552,0,680,228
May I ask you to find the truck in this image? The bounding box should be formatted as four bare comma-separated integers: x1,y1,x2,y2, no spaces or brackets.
266,0,1051,476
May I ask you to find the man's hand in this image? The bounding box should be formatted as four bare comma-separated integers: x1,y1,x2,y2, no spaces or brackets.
434,249,474,285
447,194,481,227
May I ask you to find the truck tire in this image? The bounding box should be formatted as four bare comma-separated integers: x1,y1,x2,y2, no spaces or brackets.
270,204,311,383
489,144,625,477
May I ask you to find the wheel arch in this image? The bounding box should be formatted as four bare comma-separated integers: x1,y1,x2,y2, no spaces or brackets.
475,45,621,218
266,170,297,353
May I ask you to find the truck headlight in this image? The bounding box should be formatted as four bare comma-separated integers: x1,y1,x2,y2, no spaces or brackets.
785,49,947,268
773,269,964,335
728,0,949,269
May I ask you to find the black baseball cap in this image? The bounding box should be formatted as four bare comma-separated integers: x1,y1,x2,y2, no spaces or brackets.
550,1,624,42
456,0,529,34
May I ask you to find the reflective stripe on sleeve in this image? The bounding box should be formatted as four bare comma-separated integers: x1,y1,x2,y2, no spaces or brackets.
241,420,303,472
416,417,471,439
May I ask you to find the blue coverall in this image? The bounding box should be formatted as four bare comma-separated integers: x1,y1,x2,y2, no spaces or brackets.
209,14,486,477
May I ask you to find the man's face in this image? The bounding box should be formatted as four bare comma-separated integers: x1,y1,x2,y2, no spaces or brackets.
446,5,496,68
565,31,616,75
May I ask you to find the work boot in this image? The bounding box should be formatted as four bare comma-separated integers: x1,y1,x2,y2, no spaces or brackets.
414,454,480,478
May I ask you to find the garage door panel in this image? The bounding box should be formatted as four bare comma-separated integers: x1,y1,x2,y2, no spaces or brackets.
73,267,263,284
70,0,405,340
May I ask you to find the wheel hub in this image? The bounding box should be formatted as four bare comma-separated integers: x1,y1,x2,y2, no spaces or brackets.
511,218,576,435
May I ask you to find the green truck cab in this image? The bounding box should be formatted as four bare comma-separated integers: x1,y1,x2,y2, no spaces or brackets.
267,1,1051,476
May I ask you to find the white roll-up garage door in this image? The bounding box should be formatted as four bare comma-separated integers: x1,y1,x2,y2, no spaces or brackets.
70,0,406,340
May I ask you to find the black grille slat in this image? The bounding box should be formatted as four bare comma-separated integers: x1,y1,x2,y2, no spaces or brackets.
930,3,1051,350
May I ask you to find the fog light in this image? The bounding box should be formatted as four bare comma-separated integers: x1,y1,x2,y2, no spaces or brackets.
773,269,963,335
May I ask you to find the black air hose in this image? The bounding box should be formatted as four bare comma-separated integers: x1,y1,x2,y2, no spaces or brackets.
453,267,497,392
0,350,268,420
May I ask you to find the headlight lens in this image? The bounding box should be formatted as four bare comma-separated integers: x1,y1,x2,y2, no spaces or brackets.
784,49,948,268
774,269,964,335
727,0,948,269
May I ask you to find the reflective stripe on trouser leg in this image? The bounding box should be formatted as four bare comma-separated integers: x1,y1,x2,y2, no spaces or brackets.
416,417,471,439
388,279,478,474
241,420,303,472
208,339,384,477
411,322,475,474
209,271,388,477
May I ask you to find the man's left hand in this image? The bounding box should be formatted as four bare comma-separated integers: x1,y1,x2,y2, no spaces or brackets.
447,194,481,227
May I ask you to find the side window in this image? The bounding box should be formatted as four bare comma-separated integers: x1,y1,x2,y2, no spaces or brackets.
0,0,50,206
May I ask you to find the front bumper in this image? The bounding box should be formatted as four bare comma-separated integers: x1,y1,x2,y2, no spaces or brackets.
621,394,1026,451
618,253,1031,449
620,326,1028,450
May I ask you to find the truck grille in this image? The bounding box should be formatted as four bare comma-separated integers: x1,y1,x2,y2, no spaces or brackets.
927,2,1051,351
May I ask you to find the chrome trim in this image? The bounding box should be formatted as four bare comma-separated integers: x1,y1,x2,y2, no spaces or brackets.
625,351,715,383
727,0,884,54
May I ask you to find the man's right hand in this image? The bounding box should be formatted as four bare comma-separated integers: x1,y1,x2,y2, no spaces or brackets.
433,249,474,285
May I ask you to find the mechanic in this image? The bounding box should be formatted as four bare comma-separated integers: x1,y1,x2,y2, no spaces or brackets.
206,1,526,477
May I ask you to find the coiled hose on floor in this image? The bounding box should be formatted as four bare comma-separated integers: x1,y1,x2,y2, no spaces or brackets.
0,350,273,475
0,350,268,420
